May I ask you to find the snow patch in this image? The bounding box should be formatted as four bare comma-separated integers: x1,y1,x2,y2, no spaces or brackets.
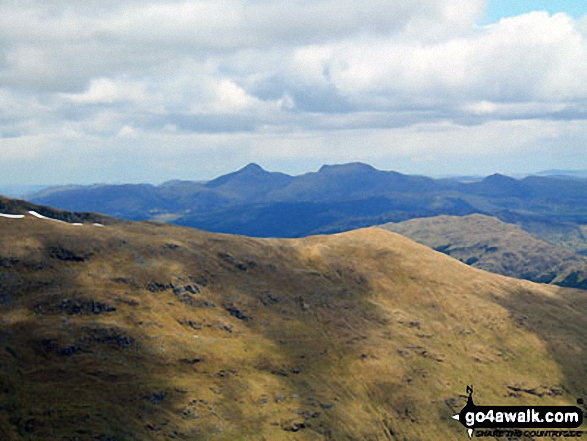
28,210,66,222
0,210,104,227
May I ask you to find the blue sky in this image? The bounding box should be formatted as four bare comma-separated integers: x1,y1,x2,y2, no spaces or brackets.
483,0,586,23
0,0,586,185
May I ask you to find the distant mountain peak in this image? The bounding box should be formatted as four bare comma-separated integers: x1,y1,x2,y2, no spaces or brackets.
469,173,530,197
204,162,292,191
318,162,377,173
238,163,266,174
483,173,517,183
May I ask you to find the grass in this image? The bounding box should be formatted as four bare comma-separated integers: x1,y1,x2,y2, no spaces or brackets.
0,217,585,439
381,214,587,289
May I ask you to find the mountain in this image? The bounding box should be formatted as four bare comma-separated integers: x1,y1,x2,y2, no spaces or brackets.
204,163,294,200
0,199,586,439
0,185,48,198
25,163,587,244
381,214,587,289
0,195,114,225
267,162,437,201
535,170,587,179
173,196,478,238
28,184,166,220
463,173,531,198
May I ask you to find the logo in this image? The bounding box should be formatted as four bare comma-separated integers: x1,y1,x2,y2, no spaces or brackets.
452,386,584,438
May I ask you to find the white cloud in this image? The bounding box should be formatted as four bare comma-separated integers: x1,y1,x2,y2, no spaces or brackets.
0,135,52,161
283,11,587,112
63,78,147,104
0,0,586,183
117,125,137,138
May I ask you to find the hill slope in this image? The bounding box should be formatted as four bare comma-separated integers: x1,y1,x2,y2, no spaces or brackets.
0,211,586,439
0,195,114,225
381,214,587,289
380,214,587,289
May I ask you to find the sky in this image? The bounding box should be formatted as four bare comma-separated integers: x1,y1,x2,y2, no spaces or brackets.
0,0,586,185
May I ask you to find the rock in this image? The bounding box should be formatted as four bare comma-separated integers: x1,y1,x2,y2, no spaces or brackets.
0,257,19,268
299,410,321,419
48,246,86,262
40,339,84,357
283,422,306,432
179,358,203,364
145,391,167,404
147,282,172,292
218,322,233,333
190,276,208,287
80,327,134,348
224,304,250,321
33,298,116,315
113,297,139,306
217,252,249,271
180,296,215,308
172,284,200,296
260,291,280,306
178,320,202,330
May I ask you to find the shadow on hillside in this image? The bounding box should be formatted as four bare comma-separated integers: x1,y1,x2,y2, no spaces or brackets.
494,287,587,401
217,238,392,439
0,296,193,440
0,235,196,440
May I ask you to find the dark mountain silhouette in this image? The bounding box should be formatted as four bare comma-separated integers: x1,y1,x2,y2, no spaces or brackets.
205,162,293,196
24,163,587,245
269,162,437,202
463,173,532,198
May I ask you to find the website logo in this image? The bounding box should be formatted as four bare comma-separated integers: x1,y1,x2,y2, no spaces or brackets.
452,386,584,438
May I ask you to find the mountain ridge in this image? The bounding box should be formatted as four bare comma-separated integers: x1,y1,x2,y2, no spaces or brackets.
21,163,587,247
0,203,586,439
0,195,116,225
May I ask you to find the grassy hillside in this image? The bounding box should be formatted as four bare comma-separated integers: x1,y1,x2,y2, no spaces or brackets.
0,195,114,225
381,214,587,290
0,213,586,439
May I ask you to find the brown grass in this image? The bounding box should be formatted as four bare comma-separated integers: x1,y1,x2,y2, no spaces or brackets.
0,217,585,440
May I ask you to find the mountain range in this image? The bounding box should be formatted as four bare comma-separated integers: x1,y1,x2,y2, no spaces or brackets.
26,163,587,250
0,197,586,439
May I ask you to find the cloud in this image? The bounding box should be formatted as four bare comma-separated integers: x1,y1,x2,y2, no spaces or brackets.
0,0,586,183
279,12,587,114
61,78,147,104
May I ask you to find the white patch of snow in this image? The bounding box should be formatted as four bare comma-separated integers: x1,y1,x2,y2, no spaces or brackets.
28,210,49,219
2,210,102,227
28,211,65,223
